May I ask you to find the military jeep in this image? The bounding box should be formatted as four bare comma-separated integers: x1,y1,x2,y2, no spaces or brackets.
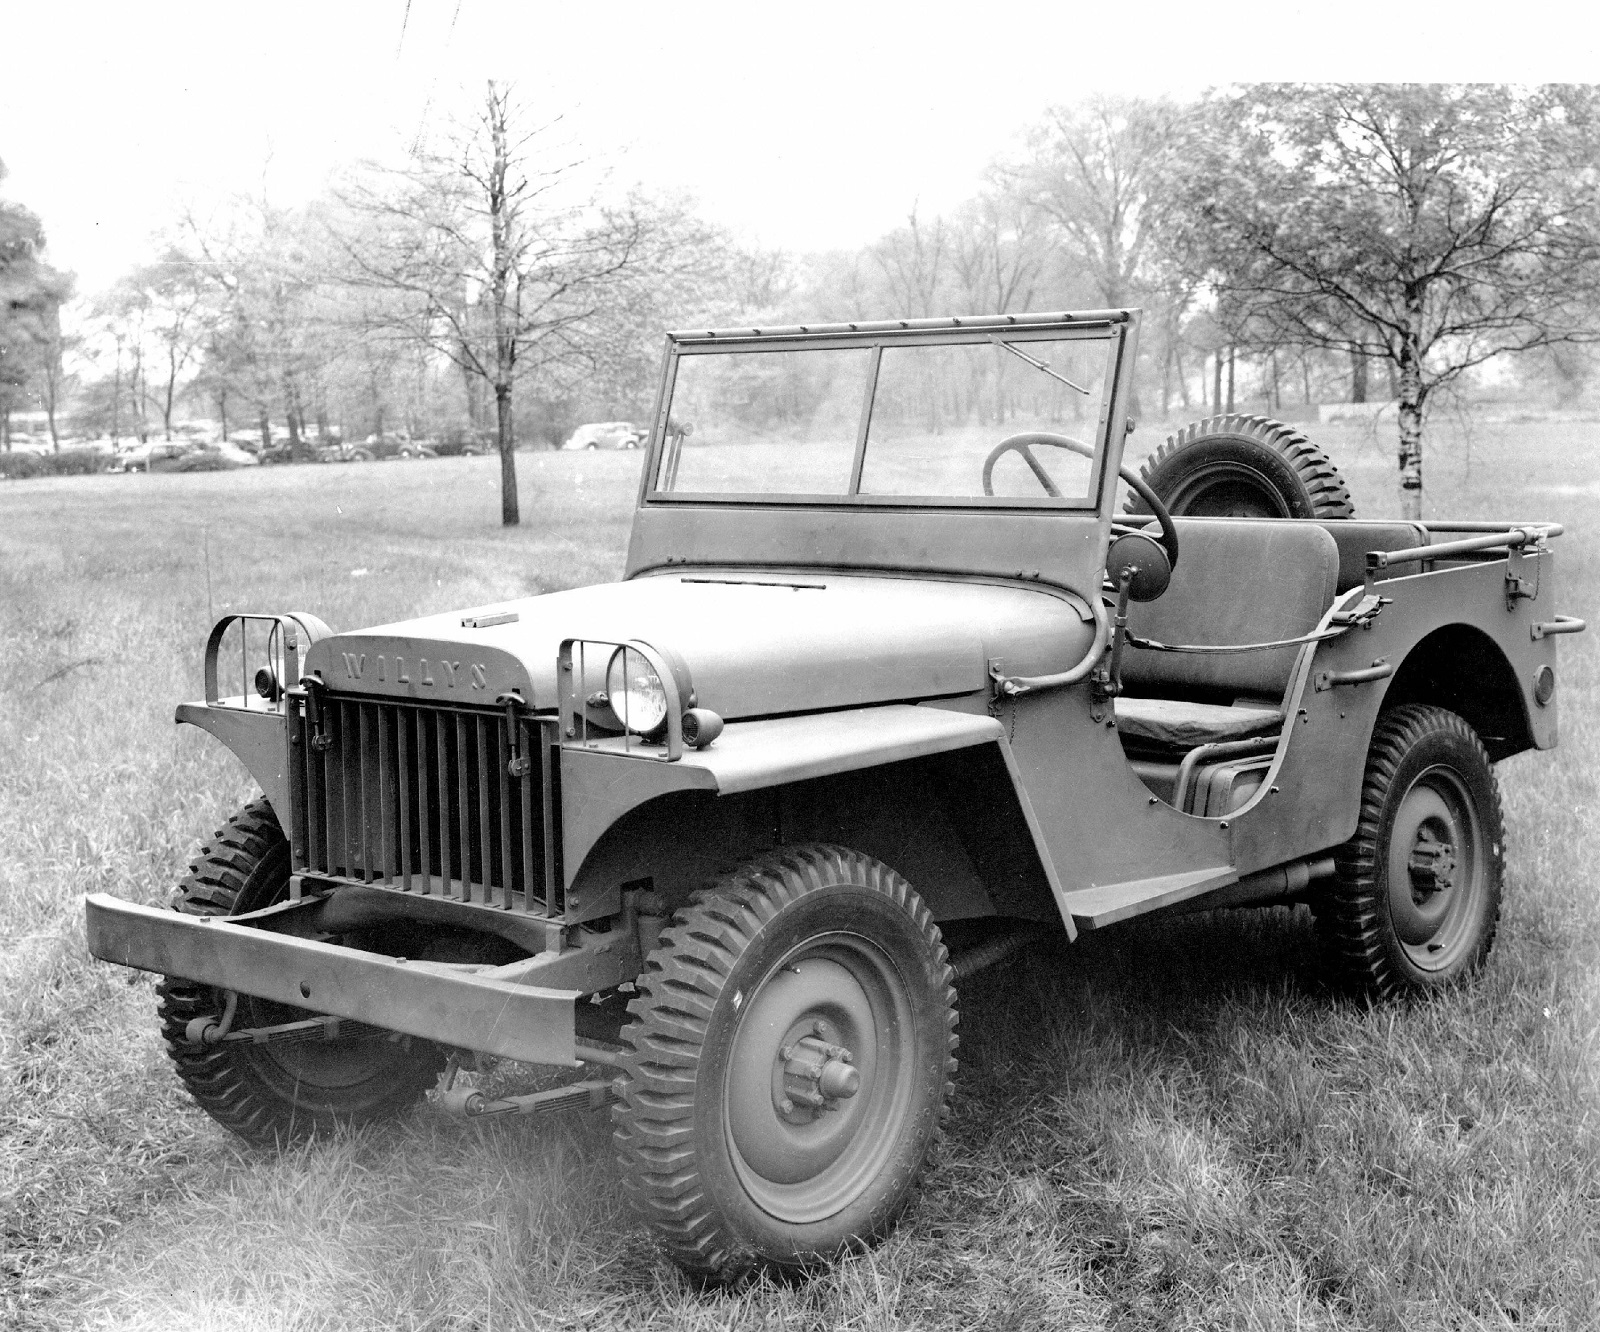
86,310,1583,1279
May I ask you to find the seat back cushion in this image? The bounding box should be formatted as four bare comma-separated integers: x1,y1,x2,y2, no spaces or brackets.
1319,520,1430,592
1123,518,1339,698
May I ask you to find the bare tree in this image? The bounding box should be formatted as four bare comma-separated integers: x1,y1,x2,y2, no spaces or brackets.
1019,96,1185,310
870,207,949,318
1182,84,1600,516
946,188,1050,316
340,82,658,525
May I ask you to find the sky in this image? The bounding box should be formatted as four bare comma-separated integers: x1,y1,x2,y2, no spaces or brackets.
4,0,1600,299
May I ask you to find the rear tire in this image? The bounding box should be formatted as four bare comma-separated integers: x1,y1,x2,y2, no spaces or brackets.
156,799,444,1145
1315,706,1504,998
1128,414,1354,519
613,845,957,1281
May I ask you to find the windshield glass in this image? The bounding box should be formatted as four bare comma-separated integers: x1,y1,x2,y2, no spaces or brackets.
660,347,871,495
654,333,1113,505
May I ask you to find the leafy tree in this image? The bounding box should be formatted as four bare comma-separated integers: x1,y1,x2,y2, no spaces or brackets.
0,159,72,448
1180,84,1600,516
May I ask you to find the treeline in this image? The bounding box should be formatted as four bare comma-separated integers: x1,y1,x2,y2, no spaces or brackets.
5,83,1600,520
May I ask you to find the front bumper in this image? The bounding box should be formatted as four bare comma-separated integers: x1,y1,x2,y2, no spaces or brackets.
84,893,580,1065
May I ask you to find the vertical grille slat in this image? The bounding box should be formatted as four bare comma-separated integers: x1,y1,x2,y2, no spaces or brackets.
521,719,537,914
497,722,513,910
339,702,357,877
321,705,339,874
358,703,374,882
376,705,394,884
455,714,471,901
475,717,491,903
540,721,558,917
294,697,557,917
415,711,432,896
397,709,411,892
435,712,451,894
303,710,322,871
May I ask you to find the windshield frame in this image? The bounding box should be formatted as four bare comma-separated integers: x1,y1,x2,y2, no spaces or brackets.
639,314,1132,513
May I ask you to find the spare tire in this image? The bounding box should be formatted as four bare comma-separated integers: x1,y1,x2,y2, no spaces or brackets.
1126,414,1354,520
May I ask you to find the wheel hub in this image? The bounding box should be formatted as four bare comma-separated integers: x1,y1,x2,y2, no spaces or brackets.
1386,767,1483,958
776,1025,860,1122
1407,826,1457,897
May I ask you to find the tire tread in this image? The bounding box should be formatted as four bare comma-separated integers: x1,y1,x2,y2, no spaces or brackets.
1128,413,1355,519
1316,705,1505,998
613,843,957,1280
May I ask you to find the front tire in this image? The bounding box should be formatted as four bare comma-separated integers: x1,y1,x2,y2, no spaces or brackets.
613,845,957,1280
1316,706,1505,998
155,799,444,1145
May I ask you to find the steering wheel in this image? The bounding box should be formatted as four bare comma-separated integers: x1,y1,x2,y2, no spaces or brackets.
981,431,1179,571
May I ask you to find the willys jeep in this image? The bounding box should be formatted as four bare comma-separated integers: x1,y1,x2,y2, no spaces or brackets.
85,310,1584,1280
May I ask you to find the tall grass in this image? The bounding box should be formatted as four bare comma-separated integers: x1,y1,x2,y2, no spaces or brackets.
2,428,1595,1330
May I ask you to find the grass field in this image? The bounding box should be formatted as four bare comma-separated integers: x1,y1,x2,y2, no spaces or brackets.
1,422,1596,1331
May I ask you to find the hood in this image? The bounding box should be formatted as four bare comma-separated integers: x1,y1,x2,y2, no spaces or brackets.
302,572,1094,719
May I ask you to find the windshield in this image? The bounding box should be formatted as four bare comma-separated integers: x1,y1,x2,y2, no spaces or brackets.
653,332,1114,505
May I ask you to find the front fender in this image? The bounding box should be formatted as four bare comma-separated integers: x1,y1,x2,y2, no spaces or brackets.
559,703,1066,928
176,702,289,822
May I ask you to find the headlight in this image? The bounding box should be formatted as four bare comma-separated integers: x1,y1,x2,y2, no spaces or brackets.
607,647,670,736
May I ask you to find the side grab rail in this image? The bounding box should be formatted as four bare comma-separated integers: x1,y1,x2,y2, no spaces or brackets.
1531,615,1586,641
1365,525,1557,577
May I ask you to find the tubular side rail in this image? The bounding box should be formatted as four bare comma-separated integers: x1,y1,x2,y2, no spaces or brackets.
1419,520,1565,537
1366,526,1552,577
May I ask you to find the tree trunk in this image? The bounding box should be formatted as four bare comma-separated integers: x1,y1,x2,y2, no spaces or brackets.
486,81,521,528
1212,352,1222,411
496,383,519,527
1396,296,1426,520
218,389,229,441
1174,344,1190,408
1226,346,1236,412
259,410,272,450
1350,349,1368,403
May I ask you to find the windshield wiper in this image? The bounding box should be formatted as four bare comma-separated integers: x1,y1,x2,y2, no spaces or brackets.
987,335,1089,395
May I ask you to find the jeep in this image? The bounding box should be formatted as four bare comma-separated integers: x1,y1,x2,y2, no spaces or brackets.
85,309,1583,1280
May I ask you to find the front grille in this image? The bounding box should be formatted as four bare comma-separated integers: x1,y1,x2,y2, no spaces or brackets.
288,696,562,915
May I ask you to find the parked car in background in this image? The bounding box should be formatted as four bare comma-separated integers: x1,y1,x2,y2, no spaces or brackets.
7,435,55,456
121,441,255,473
562,420,644,450
433,427,497,457
361,433,437,460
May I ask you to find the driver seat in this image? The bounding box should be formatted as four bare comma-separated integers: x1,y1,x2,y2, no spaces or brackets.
1113,518,1340,751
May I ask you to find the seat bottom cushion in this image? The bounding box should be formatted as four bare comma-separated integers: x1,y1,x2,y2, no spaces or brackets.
1114,697,1284,749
